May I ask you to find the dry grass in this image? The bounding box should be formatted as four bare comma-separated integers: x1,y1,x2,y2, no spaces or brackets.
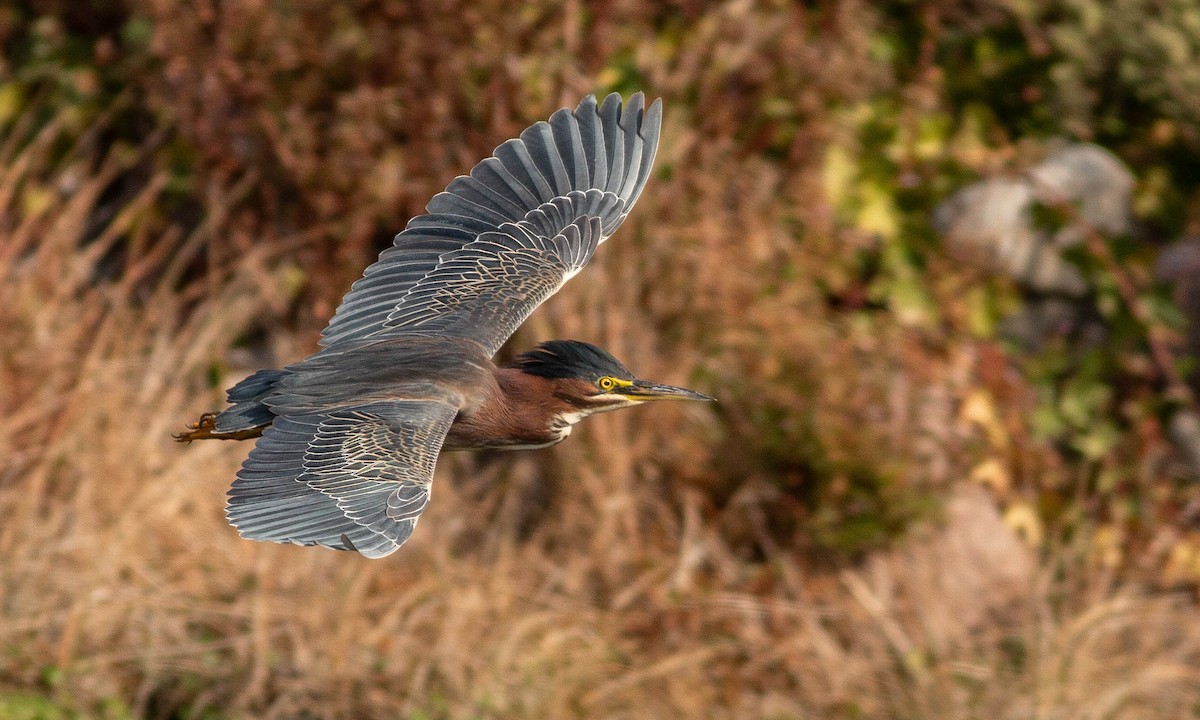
3,1,1200,718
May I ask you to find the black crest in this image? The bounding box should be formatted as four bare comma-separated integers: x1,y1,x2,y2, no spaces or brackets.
511,340,634,380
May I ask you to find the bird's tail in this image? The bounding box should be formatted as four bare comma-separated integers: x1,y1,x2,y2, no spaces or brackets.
175,368,285,442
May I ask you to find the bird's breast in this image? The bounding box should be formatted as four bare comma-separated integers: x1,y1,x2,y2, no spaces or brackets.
441,368,577,451
442,412,572,451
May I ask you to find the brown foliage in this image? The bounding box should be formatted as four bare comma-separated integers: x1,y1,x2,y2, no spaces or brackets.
2,1,1200,718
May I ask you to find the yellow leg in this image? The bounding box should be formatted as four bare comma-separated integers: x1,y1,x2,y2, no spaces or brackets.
174,413,265,442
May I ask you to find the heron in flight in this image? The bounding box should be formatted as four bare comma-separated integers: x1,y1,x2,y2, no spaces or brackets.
178,93,712,558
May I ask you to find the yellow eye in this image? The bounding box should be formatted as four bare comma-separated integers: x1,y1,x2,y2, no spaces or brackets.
598,376,616,392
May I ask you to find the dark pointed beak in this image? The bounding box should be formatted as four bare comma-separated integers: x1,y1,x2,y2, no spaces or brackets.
623,379,715,402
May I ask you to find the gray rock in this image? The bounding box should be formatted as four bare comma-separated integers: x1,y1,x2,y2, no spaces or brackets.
934,143,1135,297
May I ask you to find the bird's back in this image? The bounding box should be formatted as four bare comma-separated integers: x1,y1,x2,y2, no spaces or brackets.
269,336,490,410
212,335,491,436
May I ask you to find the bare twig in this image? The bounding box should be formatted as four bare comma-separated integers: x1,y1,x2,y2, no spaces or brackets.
1027,173,1195,406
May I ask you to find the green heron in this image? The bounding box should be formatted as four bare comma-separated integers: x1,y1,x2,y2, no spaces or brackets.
178,93,713,558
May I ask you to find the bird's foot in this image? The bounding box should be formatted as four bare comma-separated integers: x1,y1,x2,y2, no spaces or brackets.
174,412,217,443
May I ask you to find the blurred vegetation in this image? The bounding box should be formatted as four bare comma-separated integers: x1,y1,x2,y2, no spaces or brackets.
4,0,1200,718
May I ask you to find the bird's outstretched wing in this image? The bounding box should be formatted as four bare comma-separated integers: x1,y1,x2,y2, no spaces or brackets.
319,92,663,356
226,399,457,558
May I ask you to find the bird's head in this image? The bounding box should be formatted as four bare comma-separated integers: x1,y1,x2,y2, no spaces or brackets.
511,340,714,419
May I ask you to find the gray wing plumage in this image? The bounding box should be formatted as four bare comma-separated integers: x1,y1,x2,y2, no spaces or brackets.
226,399,457,558
319,92,663,355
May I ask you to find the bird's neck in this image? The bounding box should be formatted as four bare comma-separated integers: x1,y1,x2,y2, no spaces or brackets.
443,368,582,451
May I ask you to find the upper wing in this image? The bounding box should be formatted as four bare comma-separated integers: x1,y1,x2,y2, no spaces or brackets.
226,399,457,558
319,92,663,355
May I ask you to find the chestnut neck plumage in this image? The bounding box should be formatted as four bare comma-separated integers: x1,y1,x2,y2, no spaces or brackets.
443,367,601,451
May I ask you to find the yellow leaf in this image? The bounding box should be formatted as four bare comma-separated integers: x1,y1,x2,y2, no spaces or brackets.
1162,532,1200,586
960,389,1009,449
856,182,899,239
968,458,1011,494
1090,525,1123,568
595,67,621,90
822,144,855,213
1003,504,1043,547
0,83,22,126
21,184,54,219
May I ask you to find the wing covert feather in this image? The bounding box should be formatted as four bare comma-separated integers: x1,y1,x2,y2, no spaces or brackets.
227,399,457,558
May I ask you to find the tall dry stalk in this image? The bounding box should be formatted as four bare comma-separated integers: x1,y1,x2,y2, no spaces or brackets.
2,2,1200,718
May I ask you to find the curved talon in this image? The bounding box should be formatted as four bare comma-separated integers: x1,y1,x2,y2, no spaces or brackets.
175,412,266,442
174,412,217,443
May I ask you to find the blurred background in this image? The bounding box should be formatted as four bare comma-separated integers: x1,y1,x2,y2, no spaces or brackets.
4,0,1200,717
